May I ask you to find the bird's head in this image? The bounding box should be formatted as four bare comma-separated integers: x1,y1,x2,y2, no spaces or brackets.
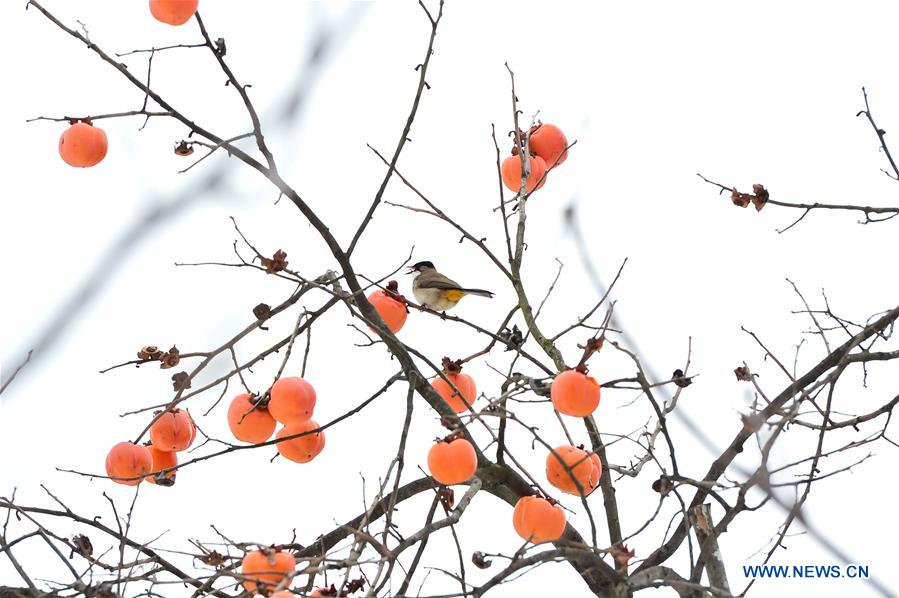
407,260,435,275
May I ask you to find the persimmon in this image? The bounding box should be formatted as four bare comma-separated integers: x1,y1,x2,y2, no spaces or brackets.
545,445,602,496
149,408,195,452
149,0,199,26
512,495,566,543
427,436,477,485
501,153,547,194
431,359,476,413
241,547,296,595
550,369,601,417
269,377,316,425
228,393,277,444
105,442,152,486
529,123,569,167
58,122,107,168
275,420,325,463
146,444,178,486
368,282,407,333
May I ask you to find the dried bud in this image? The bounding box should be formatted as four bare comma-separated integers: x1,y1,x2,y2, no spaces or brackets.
441,356,463,375
260,249,288,273
345,578,366,593
198,549,227,567
173,141,194,156
652,476,673,495
71,534,93,559
672,368,693,388
438,486,455,510
500,325,524,351
734,366,752,382
253,302,272,321
472,551,493,569
171,371,191,392
578,336,604,354
137,346,163,361
159,346,180,369
610,543,636,569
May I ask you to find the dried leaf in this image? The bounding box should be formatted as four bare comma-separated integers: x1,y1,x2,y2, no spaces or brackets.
260,249,288,273
137,345,162,361
160,346,180,369
197,549,227,567
438,486,455,510
731,187,752,208
751,183,769,211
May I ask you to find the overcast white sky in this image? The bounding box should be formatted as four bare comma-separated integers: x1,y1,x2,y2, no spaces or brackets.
2,2,898,596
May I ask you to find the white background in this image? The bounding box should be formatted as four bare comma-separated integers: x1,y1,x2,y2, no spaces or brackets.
1,1,898,596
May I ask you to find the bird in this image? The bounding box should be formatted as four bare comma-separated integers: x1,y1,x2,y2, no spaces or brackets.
408,260,494,311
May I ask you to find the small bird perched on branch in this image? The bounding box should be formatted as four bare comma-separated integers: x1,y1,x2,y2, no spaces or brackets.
408,260,494,311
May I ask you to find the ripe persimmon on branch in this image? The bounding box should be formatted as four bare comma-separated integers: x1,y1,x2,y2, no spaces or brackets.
2,2,898,598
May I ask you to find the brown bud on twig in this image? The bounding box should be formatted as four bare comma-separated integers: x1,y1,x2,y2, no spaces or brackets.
174,141,194,156
672,368,693,388
734,366,752,381
171,371,191,391
260,249,288,273
472,551,493,569
159,346,180,369
438,486,455,510
610,543,636,569
652,476,673,495
197,549,227,567
71,534,93,559
253,302,272,321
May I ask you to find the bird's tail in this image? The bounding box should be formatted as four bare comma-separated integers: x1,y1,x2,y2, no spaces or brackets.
461,288,494,298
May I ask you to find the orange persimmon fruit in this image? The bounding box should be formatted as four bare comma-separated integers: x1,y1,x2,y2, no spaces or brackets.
368,288,407,333
529,123,569,167
227,393,277,444
58,122,107,168
146,444,178,486
501,153,547,194
550,369,601,417
149,0,199,26
427,437,477,485
432,373,476,413
545,445,602,496
105,441,153,486
275,420,325,463
512,495,566,543
269,377,316,425
241,547,296,595
149,408,196,452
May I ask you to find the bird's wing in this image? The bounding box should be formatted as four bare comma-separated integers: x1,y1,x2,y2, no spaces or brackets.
416,272,465,291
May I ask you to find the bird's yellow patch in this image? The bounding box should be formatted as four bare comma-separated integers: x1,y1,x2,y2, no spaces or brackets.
442,289,466,303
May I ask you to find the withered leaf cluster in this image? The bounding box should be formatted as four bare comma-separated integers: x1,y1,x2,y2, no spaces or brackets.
260,249,289,273
730,183,769,212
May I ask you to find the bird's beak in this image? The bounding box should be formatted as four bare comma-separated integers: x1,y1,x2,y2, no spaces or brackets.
405,267,417,275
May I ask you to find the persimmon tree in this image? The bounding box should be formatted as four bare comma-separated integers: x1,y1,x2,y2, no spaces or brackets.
2,2,899,598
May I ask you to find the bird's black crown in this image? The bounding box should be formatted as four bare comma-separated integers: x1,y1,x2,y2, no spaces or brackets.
410,260,435,271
